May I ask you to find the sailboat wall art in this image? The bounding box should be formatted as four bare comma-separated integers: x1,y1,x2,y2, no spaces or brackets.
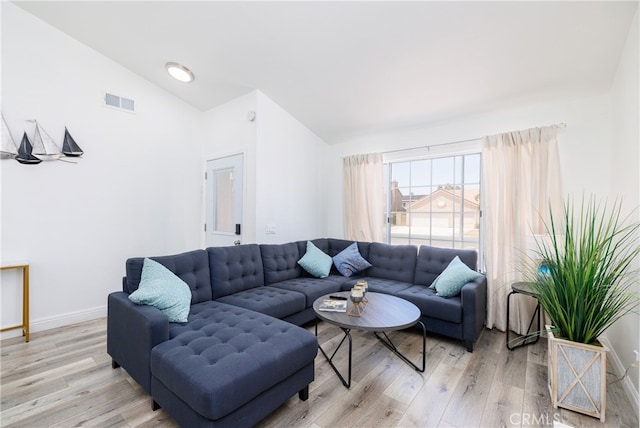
30,119,61,161
1,114,18,159
0,115,85,164
62,127,83,157
16,131,42,164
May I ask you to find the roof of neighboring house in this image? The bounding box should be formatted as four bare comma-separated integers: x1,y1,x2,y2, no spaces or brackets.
406,187,480,210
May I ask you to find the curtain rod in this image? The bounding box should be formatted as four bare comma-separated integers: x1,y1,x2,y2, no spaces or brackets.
381,122,567,155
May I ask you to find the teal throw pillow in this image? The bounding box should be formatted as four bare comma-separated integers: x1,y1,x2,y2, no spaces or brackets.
128,258,192,322
297,241,332,278
333,242,372,277
432,256,483,298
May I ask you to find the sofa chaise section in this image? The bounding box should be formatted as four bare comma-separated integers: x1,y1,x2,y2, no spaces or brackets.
150,300,317,427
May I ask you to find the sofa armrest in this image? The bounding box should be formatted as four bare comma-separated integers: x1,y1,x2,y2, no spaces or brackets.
107,291,170,394
460,276,487,352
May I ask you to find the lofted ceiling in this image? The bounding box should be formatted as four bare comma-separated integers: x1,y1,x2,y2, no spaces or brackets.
13,1,639,144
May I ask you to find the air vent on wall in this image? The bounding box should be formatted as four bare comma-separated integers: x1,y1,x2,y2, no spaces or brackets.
103,92,136,113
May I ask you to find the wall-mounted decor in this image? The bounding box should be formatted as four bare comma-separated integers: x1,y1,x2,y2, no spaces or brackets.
1,114,18,159
1,115,84,164
16,132,41,164
30,119,61,161
62,127,83,157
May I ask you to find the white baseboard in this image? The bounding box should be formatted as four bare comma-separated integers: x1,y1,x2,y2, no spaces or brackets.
0,305,106,341
600,336,640,416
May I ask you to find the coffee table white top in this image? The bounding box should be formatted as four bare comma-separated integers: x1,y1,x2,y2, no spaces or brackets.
313,291,420,331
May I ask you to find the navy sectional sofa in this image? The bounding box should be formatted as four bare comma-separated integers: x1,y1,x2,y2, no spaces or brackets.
107,238,486,427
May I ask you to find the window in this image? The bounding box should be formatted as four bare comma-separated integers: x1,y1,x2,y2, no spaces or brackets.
385,153,481,251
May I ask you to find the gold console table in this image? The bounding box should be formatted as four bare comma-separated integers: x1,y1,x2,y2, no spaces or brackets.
1,262,30,342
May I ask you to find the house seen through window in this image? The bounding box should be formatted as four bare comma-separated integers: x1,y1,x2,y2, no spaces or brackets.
385,153,481,252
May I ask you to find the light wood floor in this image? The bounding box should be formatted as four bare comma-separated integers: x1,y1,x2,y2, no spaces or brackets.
1,318,637,428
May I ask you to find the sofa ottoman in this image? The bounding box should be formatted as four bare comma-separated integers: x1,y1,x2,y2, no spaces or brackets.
150,301,317,427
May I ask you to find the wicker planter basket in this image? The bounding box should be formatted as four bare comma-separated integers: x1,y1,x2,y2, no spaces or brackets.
546,326,608,422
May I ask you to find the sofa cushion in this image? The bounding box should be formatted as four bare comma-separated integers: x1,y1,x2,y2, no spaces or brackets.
414,245,478,287
215,286,306,319
432,256,484,297
268,277,343,307
297,239,329,256
324,274,353,287
343,277,413,295
154,301,317,421
327,238,370,260
297,241,332,278
125,249,212,304
396,285,462,323
260,243,303,284
128,258,192,322
207,244,264,299
366,242,417,283
332,242,372,277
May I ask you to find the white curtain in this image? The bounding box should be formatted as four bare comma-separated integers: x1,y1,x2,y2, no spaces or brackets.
482,126,563,333
343,153,385,242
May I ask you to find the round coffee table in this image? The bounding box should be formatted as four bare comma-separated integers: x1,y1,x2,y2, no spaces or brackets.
313,291,426,388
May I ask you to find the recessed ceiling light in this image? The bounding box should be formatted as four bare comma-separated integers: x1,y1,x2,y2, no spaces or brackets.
165,62,195,83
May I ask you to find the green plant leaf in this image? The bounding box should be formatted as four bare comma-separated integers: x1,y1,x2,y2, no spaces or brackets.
528,195,640,344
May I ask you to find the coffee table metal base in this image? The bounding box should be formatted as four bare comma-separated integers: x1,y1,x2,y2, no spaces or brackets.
315,319,426,389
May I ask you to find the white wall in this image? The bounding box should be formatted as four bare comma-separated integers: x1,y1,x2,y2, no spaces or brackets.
604,7,640,396
1,3,204,338
255,91,328,243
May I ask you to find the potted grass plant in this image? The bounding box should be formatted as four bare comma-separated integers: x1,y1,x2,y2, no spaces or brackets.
529,196,640,422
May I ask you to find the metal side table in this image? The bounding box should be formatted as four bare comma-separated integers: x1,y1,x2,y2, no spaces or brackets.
506,282,540,350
